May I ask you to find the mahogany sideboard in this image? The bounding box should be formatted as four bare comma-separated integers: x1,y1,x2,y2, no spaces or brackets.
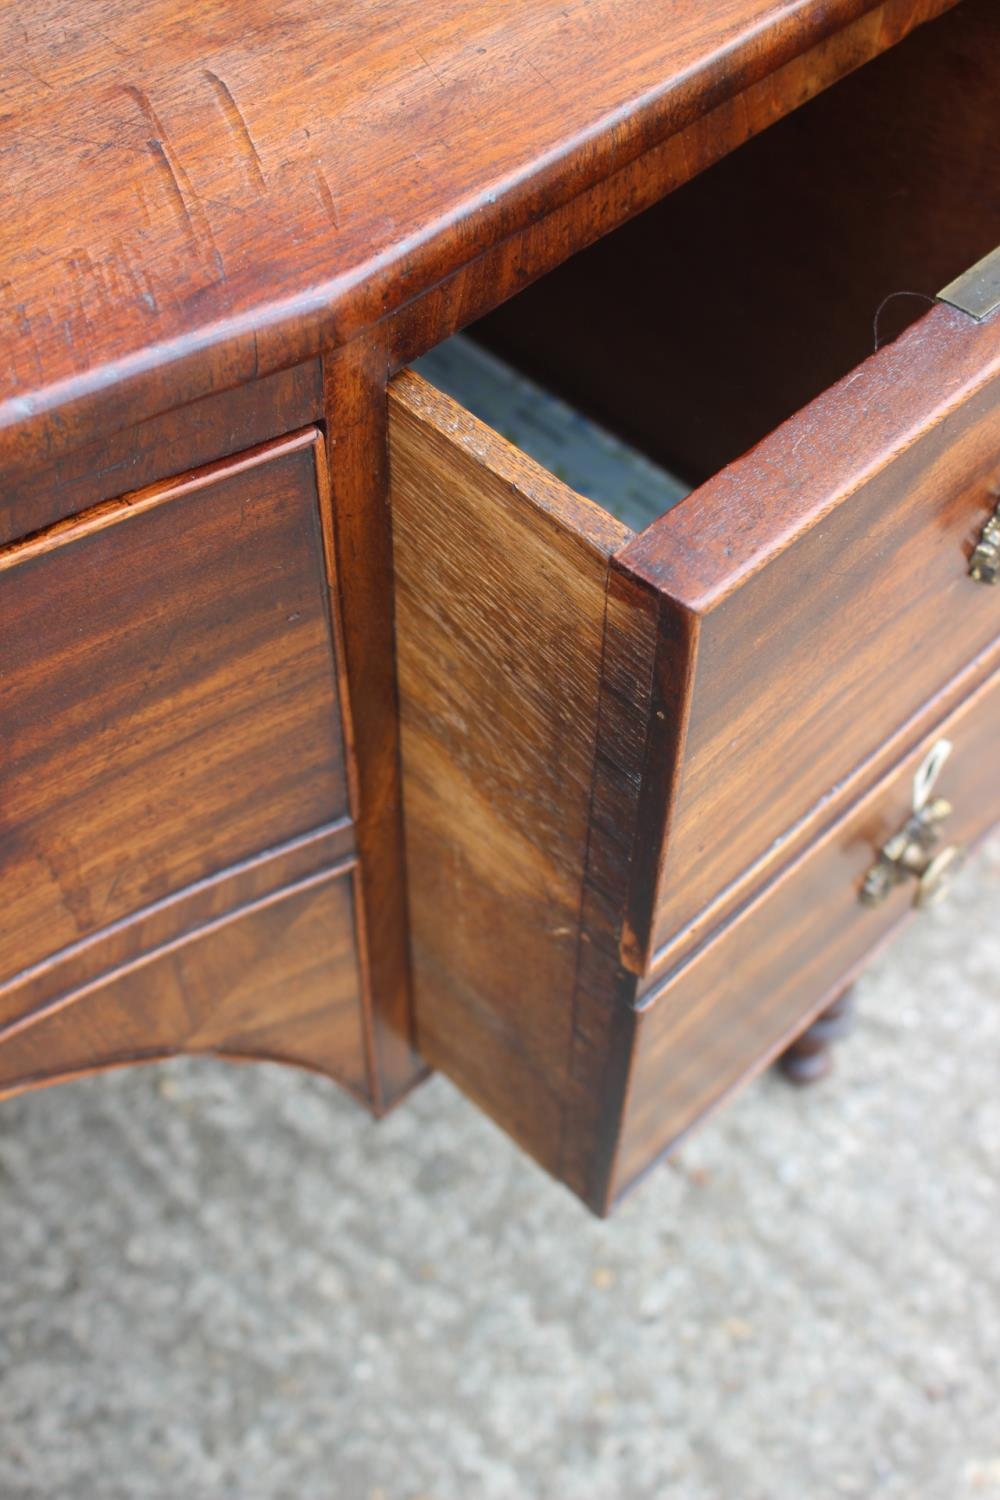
2,0,999,1213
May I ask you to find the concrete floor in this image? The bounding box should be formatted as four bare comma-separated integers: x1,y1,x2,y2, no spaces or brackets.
1,836,998,1500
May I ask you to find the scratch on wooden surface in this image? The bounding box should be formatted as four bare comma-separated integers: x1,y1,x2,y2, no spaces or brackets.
678,121,694,185
0,279,43,384
203,69,267,190
122,81,224,281
123,83,174,155
526,57,557,92
124,84,200,242
97,27,130,59
120,257,155,315
311,162,339,229
16,58,55,93
111,237,160,314
415,47,448,88
145,136,198,246
739,89,753,145
65,249,99,341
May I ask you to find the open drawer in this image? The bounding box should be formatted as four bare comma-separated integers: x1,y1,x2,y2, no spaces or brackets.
389,0,1000,1209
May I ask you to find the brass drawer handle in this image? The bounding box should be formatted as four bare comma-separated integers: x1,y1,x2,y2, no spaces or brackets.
970,498,1000,584
861,739,965,909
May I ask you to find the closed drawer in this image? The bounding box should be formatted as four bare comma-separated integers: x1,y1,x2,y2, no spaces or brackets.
0,863,370,1102
389,7,1000,1209
613,661,1000,1208
0,429,352,984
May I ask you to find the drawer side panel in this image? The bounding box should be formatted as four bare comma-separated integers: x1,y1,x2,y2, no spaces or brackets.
389,371,624,1177
0,866,370,1102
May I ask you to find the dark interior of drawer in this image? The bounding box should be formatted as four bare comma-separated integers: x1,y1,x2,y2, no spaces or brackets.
453,0,1000,501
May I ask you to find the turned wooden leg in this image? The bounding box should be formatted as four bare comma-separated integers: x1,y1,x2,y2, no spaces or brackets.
778,985,857,1085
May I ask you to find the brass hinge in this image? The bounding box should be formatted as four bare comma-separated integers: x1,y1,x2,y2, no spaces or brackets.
938,245,1000,322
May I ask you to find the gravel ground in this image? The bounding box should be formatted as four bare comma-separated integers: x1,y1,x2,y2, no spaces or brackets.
1,837,998,1500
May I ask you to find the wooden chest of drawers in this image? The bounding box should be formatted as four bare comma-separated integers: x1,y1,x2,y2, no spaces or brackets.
2,0,997,1211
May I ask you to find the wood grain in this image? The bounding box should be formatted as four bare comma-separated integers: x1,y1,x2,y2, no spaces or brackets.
0,866,370,1103
611,663,1000,1207
0,0,954,477
0,821,353,1034
0,430,350,983
389,369,627,1177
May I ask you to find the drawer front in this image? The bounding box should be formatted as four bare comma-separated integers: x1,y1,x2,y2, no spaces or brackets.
0,864,370,1101
0,362,323,548
619,301,1000,965
612,663,1000,1205
0,430,351,984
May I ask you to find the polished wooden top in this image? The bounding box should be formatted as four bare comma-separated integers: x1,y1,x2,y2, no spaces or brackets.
1,0,954,469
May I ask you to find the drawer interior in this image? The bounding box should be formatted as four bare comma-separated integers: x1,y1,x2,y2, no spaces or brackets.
414,336,689,532
417,0,1000,522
